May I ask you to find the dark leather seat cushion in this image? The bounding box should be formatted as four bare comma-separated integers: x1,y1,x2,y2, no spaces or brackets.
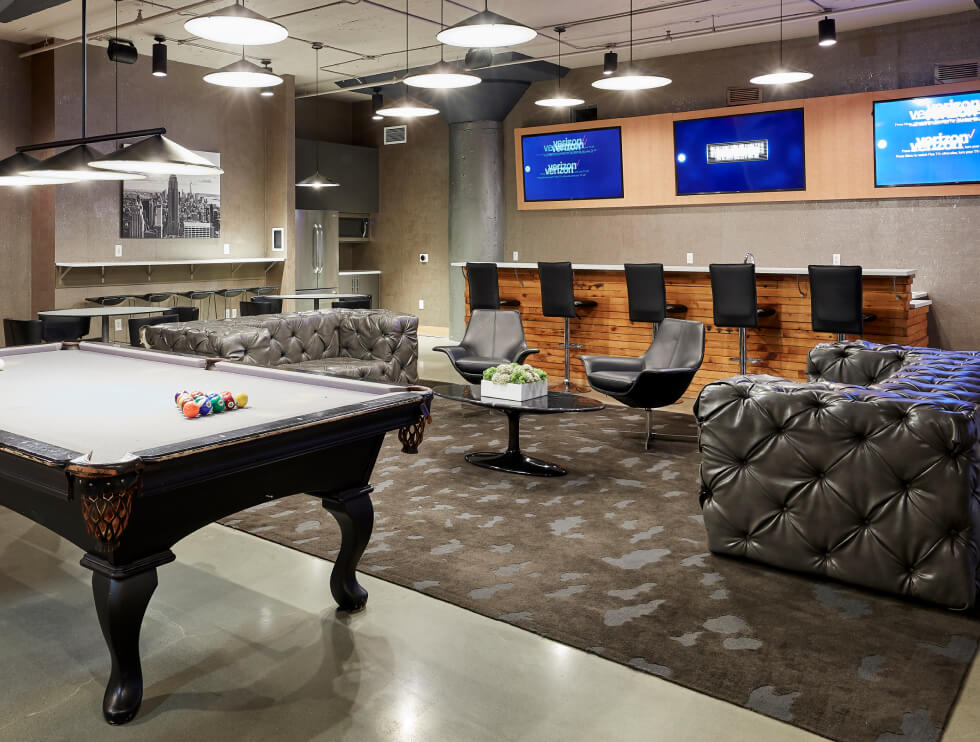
587,370,637,393
291,356,388,381
454,356,505,374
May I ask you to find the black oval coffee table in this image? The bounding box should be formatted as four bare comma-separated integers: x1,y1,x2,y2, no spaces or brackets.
431,383,605,477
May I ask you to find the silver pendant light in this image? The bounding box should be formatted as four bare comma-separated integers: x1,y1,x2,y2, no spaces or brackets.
90,135,223,175
436,1,535,49
592,0,671,91
751,0,813,85
297,43,340,189
0,153,74,186
405,0,481,89
184,1,288,46
378,0,440,118
535,27,584,108
204,49,284,88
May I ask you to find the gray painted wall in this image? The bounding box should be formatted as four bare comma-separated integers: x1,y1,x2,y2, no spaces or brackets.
501,11,980,350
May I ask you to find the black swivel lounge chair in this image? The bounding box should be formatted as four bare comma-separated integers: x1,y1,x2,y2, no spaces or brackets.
808,265,877,341
580,318,705,450
434,309,539,384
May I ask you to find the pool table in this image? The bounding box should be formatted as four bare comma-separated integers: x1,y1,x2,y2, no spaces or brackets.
0,342,432,725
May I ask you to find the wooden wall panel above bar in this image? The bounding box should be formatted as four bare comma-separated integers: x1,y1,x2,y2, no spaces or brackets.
462,265,929,398
515,81,980,211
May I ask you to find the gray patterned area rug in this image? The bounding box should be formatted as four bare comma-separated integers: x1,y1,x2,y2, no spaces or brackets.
221,400,979,742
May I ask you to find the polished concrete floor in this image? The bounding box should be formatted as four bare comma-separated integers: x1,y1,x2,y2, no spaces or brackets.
0,338,976,741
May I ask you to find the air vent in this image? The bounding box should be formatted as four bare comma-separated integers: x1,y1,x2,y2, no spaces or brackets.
727,86,762,106
934,59,979,84
383,125,408,145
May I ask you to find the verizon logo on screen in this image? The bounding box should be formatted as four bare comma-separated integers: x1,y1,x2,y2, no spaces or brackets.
706,139,769,164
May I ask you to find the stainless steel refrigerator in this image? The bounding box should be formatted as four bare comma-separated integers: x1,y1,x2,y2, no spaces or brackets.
295,210,339,291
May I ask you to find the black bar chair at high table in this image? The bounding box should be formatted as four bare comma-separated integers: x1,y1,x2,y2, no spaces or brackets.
624,263,688,337
537,262,597,392
2,318,43,347
709,263,775,376
466,262,520,310
808,265,877,342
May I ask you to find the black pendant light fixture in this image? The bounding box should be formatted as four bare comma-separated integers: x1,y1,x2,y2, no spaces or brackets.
405,0,480,89
152,36,167,77
818,17,837,47
297,43,340,189
603,49,618,76
535,27,584,108
593,0,671,91
371,88,384,121
751,0,813,85
377,0,439,118
436,0,536,48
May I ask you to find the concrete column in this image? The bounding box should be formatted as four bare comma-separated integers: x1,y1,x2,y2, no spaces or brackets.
448,120,505,340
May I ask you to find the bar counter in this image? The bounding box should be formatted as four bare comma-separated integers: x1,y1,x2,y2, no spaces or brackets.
454,263,930,397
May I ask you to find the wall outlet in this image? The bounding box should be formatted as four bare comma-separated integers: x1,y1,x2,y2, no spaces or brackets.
419,253,429,263
686,252,694,265
418,299,425,310
223,243,231,255
114,319,122,332
114,244,122,257
513,251,519,261
225,308,231,318
832,253,841,265
231,308,237,318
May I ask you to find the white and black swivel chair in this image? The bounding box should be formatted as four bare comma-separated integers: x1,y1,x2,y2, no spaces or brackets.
580,318,705,450
808,265,877,341
434,309,539,384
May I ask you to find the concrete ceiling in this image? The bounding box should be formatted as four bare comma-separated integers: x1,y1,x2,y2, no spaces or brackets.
0,0,975,99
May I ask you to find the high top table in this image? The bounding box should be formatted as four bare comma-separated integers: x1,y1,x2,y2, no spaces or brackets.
264,293,366,310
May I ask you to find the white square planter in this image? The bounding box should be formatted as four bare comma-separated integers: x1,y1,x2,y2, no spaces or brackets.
480,379,548,401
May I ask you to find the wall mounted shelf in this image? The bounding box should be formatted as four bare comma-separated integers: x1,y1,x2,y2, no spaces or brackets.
56,256,286,283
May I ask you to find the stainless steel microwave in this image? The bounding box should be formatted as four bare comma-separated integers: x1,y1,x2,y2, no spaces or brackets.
338,214,371,242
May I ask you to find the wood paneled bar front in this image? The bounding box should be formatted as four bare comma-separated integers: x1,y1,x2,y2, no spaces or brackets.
456,263,929,398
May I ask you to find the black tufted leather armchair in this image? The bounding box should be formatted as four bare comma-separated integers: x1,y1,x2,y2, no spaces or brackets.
433,309,539,384
696,340,980,608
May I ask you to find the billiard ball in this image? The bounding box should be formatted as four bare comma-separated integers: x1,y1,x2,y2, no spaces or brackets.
221,391,236,410
211,396,226,413
182,400,201,419
234,392,248,409
177,393,193,409
198,398,213,416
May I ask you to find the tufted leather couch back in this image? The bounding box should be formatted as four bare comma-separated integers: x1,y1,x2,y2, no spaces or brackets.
142,309,419,385
696,340,980,609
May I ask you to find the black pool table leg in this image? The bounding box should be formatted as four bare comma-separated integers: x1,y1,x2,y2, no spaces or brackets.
319,486,374,611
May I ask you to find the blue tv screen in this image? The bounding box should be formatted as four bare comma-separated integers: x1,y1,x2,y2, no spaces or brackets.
521,127,624,202
874,91,980,187
674,109,806,195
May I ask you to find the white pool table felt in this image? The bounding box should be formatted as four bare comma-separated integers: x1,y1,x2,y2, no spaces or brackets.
0,346,393,464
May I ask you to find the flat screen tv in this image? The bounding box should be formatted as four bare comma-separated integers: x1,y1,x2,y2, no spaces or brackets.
673,109,806,195
521,127,624,202
874,91,980,187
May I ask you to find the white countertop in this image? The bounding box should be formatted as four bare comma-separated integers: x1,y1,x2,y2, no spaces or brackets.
451,262,917,277
338,271,381,276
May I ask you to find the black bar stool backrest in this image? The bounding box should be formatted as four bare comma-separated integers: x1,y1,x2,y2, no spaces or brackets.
128,312,178,347
240,301,266,317
40,316,92,343
537,262,577,318
332,296,371,309
467,262,500,311
3,318,43,347
173,306,199,322
251,297,284,313
710,264,760,328
808,265,864,335
624,263,667,324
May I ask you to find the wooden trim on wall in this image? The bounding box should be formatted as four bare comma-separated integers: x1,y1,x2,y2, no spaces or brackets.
515,81,980,211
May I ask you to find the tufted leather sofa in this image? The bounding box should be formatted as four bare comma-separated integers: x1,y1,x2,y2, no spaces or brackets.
696,341,980,609
142,309,418,384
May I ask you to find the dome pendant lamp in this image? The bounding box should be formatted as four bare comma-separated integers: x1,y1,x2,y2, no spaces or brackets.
436,0,536,49
204,46,284,88
378,0,440,118
592,0,671,91
750,0,813,85
405,0,481,89
296,43,339,189
535,27,584,108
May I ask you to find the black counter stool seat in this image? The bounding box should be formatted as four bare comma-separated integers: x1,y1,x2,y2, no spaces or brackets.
466,262,521,310
179,290,217,320
85,295,129,307
128,312,178,347
3,318,43,347
251,296,284,313
434,309,539,384
215,288,246,318
537,262,598,391
173,306,199,322
624,263,689,338
581,318,705,450
709,263,775,376
135,292,175,304
808,265,877,342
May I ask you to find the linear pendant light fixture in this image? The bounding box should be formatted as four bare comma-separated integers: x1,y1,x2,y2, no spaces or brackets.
750,0,813,85
184,1,288,46
90,135,224,175
378,0,439,118
0,153,75,186
593,0,671,91
297,43,339,189
405,0,480,89
535,27,584,108
436,0,535,49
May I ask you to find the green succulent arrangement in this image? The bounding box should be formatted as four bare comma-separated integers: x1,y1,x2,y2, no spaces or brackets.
482,363,548,385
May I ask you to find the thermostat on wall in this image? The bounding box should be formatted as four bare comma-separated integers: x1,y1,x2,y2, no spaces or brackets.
272,227,285,252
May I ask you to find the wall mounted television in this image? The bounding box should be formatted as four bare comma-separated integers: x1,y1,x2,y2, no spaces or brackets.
673,109,806,195
521,126,624,202
874,91,980,187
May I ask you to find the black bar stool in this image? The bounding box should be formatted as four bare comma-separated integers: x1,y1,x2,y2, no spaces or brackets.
215,288,246,318
537,262,597,391
250,296,284,313
86,295,130,307
709,263,775,375
332,296,371,309
134,292,176,306
624,263,688,338
3,318,43,347
246,285,281,302
179,290,217,320
466,262,520,311
808,265,877,342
